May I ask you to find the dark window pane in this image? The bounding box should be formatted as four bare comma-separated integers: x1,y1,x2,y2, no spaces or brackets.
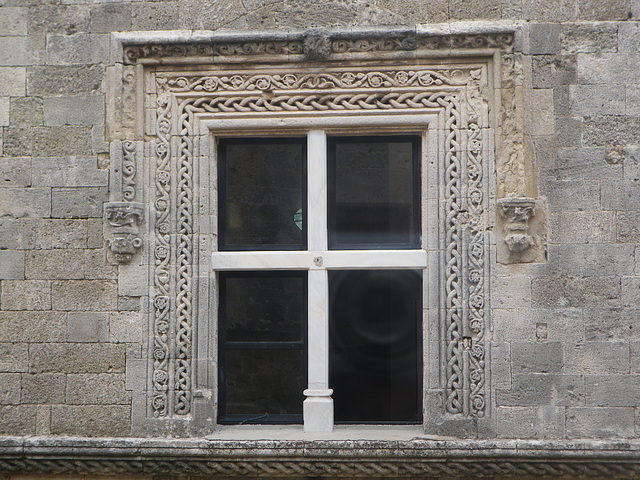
328,136,420,249
219,138,306,250
329,270,422,423
221,273,305,342
223,349,305,418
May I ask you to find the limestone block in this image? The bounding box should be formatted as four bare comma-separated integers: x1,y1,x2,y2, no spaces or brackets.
0,311,66,342
109,311,142,344
528,23,560,55
553,85,570,117
0,250,24,280
90,4,132,33
0,37,39,66
626,86,640,116
566,407,635,438
32,156,107,187
87,218,104,248
560,22,618,54
32,219,90,249
585,375,640,407
21,373,66,404
557,244,635,276
29,343,125,374
532,276,620,309
533,135,556,169
35,405,50,435
4,126,92,156
10,96,43,127
28,65,104,96
601,179,640,211
549,211,616,244
0,280,51,310
0,187,50,218
522,0,575,21
52,186,108,218
376,0,449,24
118,264,147,297
0,405,36,435
51,280,117,310
0,218,35,250
491,276,531,309
92,125,109,155
0,374,21,405
50,405,130,436
577,0,632,20
619,22,640,53
43,95,104,127
29,4,90,35
0,343,28,373
491,342,511,390
497,374,585,406
622,276,640,307
66,373,130,405
578,53,640,85
125,358,145,392
26,249,116,280
0,7,28,36
632,341,640,373
565,342,630,374
584,308,640,341
118,296,142,312
0,157,31,187
449,0,501,20
569,85,625,117
0,67,26,96
554,116,581,148
0,96,8,126
132,2,179,30
67,312,108,342
497,406,565,438
532,55,577,89
493,308,584,344
46,34,109,66
511,342,564,374
524,89,554,135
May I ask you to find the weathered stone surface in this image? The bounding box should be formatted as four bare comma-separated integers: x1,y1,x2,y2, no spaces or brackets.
4,126,92,156
566,407,635,438
524,88,554,135
632,341,640,374
0,96,8,127
557,244,635,276
51,280,117,310
577,0,632,20
67,312,109,342
10,96,43,127
21,373,66,404
585,375,640,406
497,374,584,406
553,116,582,148
26,249,116,280
497,406,564,438
544,147,621,181
449,0,501,19
0,157,31,187
561,22,619,54
584,307,640,340
0,218,35,249
0,37,40,66
109,311,142,344
0,187,50,218
0,405,36,435
578,53,640,85
565,342,630,374
493,308,584,343
0,280,51,310
29,343,125,374
28,4,90,35
511,342,564,374
531,275,620,308
0,343,28,373
529,23,560,55
27,65,104,96
90,3,132,33
66,374,130,405
601,179,640,211
46,34,109,65
0,311,66,342
118,296,142,312
0,67,26,96
132,1,180,30
32,156,107,187
619,22,640,53
569,85,625,117
549,211,615,244
29,218,91,249
622,276,640,307
532,55,577,89
0,373,21,405
540,178,600,211
378,0,449,23
0,250,24,280
0,7,28,36
43,95,104,127
583,116,640,148
50,405,130,436
51,186,108,218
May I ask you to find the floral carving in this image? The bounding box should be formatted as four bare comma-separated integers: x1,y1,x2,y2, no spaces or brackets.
104,202,144,264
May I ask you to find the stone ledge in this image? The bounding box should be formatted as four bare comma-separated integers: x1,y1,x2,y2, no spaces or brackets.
0,436,639,478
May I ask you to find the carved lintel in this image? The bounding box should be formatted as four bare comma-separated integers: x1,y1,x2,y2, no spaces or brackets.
497,197,535,254
104,202,144,264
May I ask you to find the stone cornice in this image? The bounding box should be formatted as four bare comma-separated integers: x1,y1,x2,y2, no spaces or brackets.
1,437,639,477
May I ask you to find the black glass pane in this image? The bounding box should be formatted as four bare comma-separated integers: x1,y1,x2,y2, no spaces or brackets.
221,273,305,342
329,136,420,249
219,138,306,250
224,349,305,417
329,270,422,423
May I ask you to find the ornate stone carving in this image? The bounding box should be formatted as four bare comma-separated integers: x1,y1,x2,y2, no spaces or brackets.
498,197,535,253
104,202,144,264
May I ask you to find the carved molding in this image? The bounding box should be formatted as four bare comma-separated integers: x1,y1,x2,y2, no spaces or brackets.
104,202,144,264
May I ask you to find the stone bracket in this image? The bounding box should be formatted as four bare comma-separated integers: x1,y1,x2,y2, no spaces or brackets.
497,196,546,264
104,201,144,264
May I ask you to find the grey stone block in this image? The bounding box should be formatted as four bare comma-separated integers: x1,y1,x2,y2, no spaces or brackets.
43,95,104,127
125,358,145,393
0,250,24,280
522,0,576,21
491,276,531,309
583,116,640,148
585,375,640,406
87,217,103,248
511,342,563,374
10,97,43,127
35,405,50,435
4,126,92,156
619,22,640,53
66,373,130,405
377,0,449,23
632,341,640,373
0,218,35,249
51,280,117,311
51,186,108,218
0,37,40,66
549,211,615,244
578,53,640,85
132,2,179,30
532,276,620,309
540,179,599,211
569,85,625,117
561,22,619,54
32,219,90,249
543,147,621,181
0,280,51,310
493,308,584,343
532,55,577,89
565,342,630,374
50,405,130,436
90,4,132,33
601,179,640,211
26,249,116,280
622,276,640,307
533,135,556,169
29,343,125,374
524,88,554,135
497,406,565,438
577,0,632,20
0,7,28,36
584,308,640,341
32,156,107,187
67,312,108,342
0,406,36,435
0,343,28,373
0,67,25,96
554,116,582,149
497,374,584,407
0,96,8,127
529,23,560,55
28,4,90,35
109,311,142,344
449,0,501,19
0,311,66,342
27,65,104,96
491,342,511,390
553,85,570,117
566,407,635,438
0,187,50,218
91,125,109,154
0,374,21,405
626,86,640,116
0,157,31,187
557,244,635,276
118,296,142,312
46,34,109,65
21,373,65,404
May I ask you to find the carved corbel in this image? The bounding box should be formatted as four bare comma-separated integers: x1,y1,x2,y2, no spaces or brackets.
104,202,144,263
496,196,547,264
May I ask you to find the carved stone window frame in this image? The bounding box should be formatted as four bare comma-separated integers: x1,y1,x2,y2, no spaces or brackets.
105,25,528,436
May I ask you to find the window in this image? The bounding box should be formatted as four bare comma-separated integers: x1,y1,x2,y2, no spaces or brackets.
213,131,426,430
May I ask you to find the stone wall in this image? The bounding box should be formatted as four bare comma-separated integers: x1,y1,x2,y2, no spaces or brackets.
0,0,640,448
